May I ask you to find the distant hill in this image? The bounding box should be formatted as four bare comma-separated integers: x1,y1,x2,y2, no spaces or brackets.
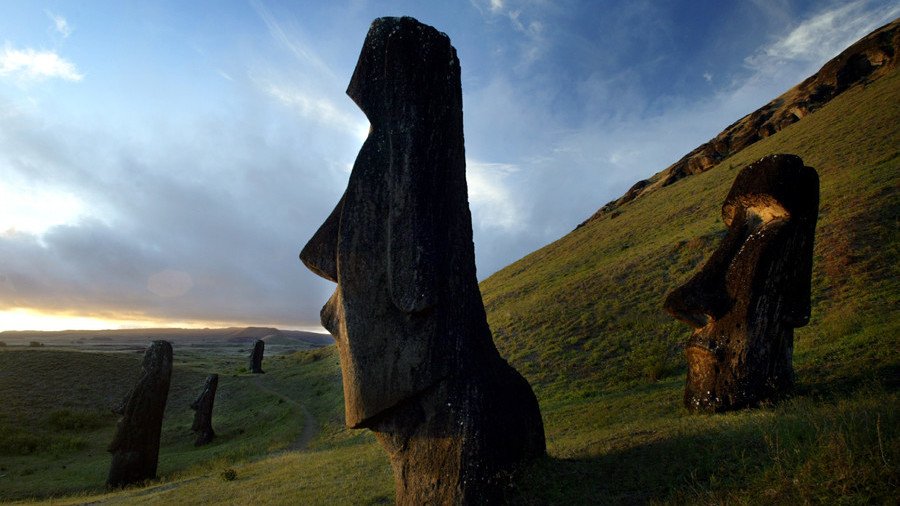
0,326,333,347
481,20,899,399
580,18,900,226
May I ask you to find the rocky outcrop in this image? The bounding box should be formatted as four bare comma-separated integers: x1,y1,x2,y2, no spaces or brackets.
581,18,898,226
107,340,173,488
190,373,218,446
664,154,819,412
249,339,265,374
300,17,545,504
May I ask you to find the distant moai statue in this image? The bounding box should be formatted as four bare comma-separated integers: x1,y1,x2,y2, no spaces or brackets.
300,17,545,505
107,340,173,488
249,339,265,374
190,373,218,446
664,154,819,412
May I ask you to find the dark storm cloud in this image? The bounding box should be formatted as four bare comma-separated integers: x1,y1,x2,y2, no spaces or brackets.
0,97,350,327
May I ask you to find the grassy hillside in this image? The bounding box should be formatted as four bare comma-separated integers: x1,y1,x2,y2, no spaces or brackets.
5,39,898,506
0,347,304,501
482,64,899,401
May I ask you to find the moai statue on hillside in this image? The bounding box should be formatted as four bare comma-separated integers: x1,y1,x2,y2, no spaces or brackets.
107,340,173,488
190,373,218,446
300,17,545,505
249,339,265,374
664,154,819,412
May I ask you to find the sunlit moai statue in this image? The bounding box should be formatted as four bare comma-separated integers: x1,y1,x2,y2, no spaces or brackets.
300,17,545,505
107,340,173,488
249,339,265,374
664,154,819,412
190,373,218,446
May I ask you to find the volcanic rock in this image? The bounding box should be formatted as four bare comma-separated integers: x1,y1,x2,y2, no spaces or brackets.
107,340,173,488
664,154,819,412
300,16,545,504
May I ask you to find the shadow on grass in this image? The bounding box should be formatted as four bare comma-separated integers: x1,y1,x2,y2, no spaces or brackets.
509,420,768,505
510,370,898,505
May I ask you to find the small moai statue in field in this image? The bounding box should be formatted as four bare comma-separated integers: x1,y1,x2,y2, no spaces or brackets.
300,17,545,505
249,339,265,374
664,154,819,412
190,373,218,446
107,340,173,488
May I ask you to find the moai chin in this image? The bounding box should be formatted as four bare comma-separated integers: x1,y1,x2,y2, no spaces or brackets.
107,340,173,488
664,154,819,412
190,373,218,446
300,16,545,505
249,339,265,374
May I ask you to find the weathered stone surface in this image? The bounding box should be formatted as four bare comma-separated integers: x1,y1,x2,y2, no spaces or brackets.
249,339,265,374
190,373,218,446
300,16,545,504
664,154,819,412
107,340,173,488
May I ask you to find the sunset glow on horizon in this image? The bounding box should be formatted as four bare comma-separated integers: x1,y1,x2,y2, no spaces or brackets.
0,308,322,333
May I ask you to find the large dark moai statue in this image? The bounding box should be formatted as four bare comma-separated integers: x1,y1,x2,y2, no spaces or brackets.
107,340,173,488
249,339,265,374
190,373,218,446
664,154,819,412
300,17,545,505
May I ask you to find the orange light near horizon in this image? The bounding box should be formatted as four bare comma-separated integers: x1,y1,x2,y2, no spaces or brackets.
0,308,329,334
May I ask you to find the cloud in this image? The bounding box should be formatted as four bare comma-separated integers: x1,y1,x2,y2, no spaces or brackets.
261,81,368,140
0,88,346,328
46,11,72,38
471,0,550,69
745,0,900,72
466,160,523,232
0,44,83,83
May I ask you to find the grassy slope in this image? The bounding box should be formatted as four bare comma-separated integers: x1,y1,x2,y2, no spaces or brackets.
7,57,898,506
479,65,900,502
0,347,301,502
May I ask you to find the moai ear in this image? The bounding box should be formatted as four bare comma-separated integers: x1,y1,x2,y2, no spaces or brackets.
782,166,819,327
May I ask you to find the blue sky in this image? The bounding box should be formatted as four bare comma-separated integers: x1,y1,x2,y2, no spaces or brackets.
1,0,898,331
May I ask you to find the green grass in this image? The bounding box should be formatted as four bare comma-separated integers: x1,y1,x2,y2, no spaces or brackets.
0,347,301,501
3,54,898,506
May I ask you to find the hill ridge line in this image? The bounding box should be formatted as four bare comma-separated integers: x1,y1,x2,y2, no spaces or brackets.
578,17,900,227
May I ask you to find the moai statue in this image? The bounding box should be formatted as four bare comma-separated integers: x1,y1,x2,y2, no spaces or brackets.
300,17,545,505
107,340,173,488
664,154,819,412
249,339,265,374
190,373,218,446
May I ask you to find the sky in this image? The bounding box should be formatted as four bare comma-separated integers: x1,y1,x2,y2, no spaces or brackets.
1,0,898,332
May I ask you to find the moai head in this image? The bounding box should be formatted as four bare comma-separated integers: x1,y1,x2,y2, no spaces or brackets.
250,339,265,374
300,17,493,429
664,154,819,412
107,340,173,487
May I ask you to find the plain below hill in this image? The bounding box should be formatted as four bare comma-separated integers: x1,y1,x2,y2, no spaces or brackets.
0,326,333,347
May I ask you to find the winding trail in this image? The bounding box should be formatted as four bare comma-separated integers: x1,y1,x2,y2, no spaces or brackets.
251,375,318,452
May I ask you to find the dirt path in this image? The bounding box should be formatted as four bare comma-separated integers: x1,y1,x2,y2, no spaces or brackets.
251,376,317,452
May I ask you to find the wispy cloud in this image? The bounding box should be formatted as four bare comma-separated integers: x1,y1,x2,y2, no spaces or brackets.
466,160,523,232
472,0,550,68
745,0,900,72
45,11,72,38
0,44,83,83
251,0,335,80
262,81,368,140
